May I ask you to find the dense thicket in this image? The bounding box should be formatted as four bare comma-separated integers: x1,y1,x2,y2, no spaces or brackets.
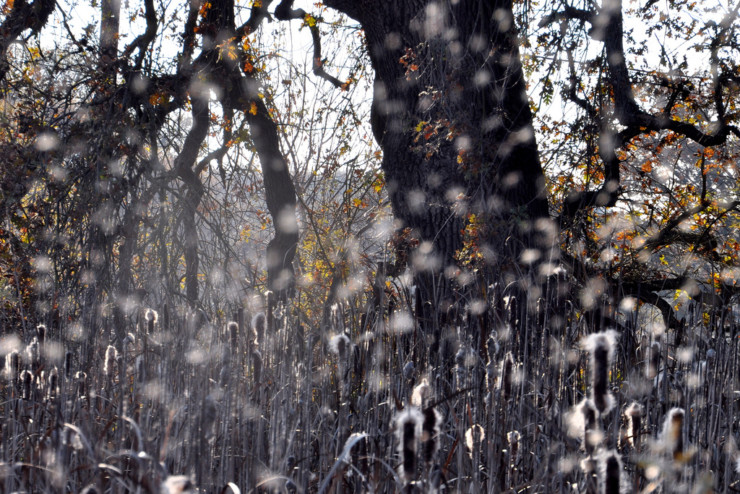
1,0,740,492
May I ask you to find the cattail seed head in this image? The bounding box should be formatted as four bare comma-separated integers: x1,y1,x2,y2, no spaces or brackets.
584,331,617,415
21,369,32,400
227,321,239,350
329,333,350,360
421,406,442,464
64,350,74,378
26,337,40,370
598,450,624,494
75,371,87,397
507,430,521,467
103,345,117,378
411,378,432,408
623,402,643,449
566,398,601,452
162,475,195,493
145,308,158,334
47,367,58,400
252,313,266,346
661,407,685,459
500,352,515,401
36,324,46,345
395,407,422,482
465,424,485,458
5,350,20,384
145,308,158,323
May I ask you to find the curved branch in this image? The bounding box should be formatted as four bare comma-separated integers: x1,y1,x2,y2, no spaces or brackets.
274,0,344,88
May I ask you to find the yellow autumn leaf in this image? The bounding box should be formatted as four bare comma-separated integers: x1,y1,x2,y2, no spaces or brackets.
249,102,258,115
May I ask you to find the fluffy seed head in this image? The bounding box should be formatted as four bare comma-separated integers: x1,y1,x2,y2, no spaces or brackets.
507,430,521,465
500,352,515,401
395,407,422,482
465,424,485,456
584,331,618,415
5,350,20,383
162,475,196,493
103,345,117,378
661,408,685,458
421,406,442,464
47,366,58,399
21,369,32,399
565,398,601,452
36,324,46,345
75,371,87,397
624,402,643,448
26,337,40,369
329,333,350,359
411,377,432,407
227,321,239,349
252,313,266,344
145,308,158,323
598,450,624,494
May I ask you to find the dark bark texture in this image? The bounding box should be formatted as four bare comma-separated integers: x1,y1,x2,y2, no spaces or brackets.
326,0,550,326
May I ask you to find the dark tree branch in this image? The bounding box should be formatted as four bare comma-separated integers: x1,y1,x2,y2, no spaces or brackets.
602,0,740,146
0,0,55,82
174,97,210,306
121,0,158,70
274,0,344,88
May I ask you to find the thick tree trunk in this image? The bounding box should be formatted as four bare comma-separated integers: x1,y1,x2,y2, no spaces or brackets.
326,0,549,327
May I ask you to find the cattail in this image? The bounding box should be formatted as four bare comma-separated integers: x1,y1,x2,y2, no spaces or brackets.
227,321,239,351
36,324,46,346
47,366,58,400
661,407,685,460
145,308,158,334
465,424,485,459
395,407,422,482
64,350,74,378
421,406,441,464
623,402,643,449
584,331,617,415
103,345,117,378
162,475,195,493
26,337,40,371
500,352,515,401
647,341,661,379
411,378,432,408
598,450,623,494
566,398,600,453
75,371,87,397
507,430,521,468
21,369,32,400
5,350,20,384
329,333,350,360
252,312,266,347
252,349,262,386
